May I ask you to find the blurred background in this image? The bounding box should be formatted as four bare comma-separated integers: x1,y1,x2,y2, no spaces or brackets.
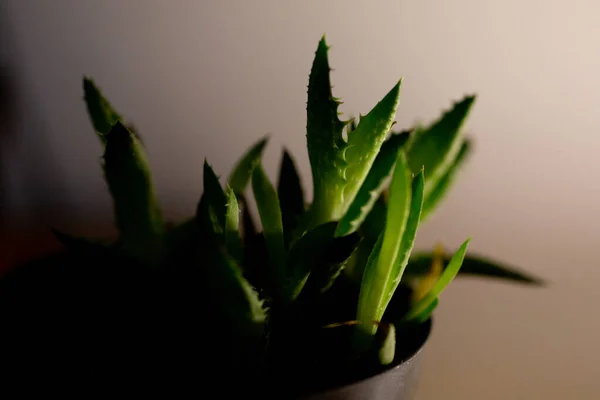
1,1,598,398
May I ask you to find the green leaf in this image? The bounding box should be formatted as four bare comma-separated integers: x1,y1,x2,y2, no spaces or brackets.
410,243,444,304
421,139,472,221
360,195,387,246
405,238,471,321
382,169,425,309
229,136,269,197
305,36,347,226
411,298,438,323
336,131,410,237
200,160,228,235
225,186,243,260
103,122,164,264
284,222,338,300
405,95,475,198
306,36,402,228
340,81,402,215
83,77,123,143
406,253,544,285
306,232,362,295
251,163,286,290
356,152,412,336
378,323,396,366
353,232,383,351
277,149,305,247
205,248,266,327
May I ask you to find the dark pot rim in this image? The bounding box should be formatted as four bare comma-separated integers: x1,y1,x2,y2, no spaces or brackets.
294,317,432,398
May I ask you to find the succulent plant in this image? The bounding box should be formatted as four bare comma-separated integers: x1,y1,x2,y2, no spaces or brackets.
48,36,542,394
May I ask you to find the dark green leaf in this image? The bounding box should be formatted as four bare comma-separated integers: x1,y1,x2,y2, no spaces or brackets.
200,160,228,235
103,122,164,264
83,77,123,143
421,139,472,221
304,231,362,295
252,163,286,290
405,238,470,321
336,131,410,237
229,136,269,197
406,95,475,198
406,253,544,285
297,229,362,301
361,195,387,244
204,247,266,327
225,186,243,260
277,149,305,248
285,222,338,300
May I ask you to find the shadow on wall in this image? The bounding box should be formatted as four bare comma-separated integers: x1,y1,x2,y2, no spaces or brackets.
0,6,70,235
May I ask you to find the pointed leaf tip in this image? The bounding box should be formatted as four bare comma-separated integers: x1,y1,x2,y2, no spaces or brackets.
83,77,125,143
228,136,270,196
405,94,476,203
405,238,471,321
319,34,328,48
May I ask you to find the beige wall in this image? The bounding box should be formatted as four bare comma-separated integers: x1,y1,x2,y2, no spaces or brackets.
2,1,598,398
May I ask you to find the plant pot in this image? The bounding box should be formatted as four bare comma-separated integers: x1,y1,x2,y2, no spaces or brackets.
0,250,431,399
291,319,431,400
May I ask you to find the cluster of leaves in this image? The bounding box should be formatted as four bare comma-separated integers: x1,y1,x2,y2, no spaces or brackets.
56,36,541,393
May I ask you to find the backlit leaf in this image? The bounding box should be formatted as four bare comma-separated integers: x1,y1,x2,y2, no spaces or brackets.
336,131,410,237
421,139,472,221
406,252,544,285
356,151,412,336
83,77,123,143
225,186,243,260
306,36,402,229
103,122,164,264
229,136,269,197
405,238,471,321
405,96,475,198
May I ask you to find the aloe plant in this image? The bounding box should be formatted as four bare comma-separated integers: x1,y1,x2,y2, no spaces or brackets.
49,36,542,392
